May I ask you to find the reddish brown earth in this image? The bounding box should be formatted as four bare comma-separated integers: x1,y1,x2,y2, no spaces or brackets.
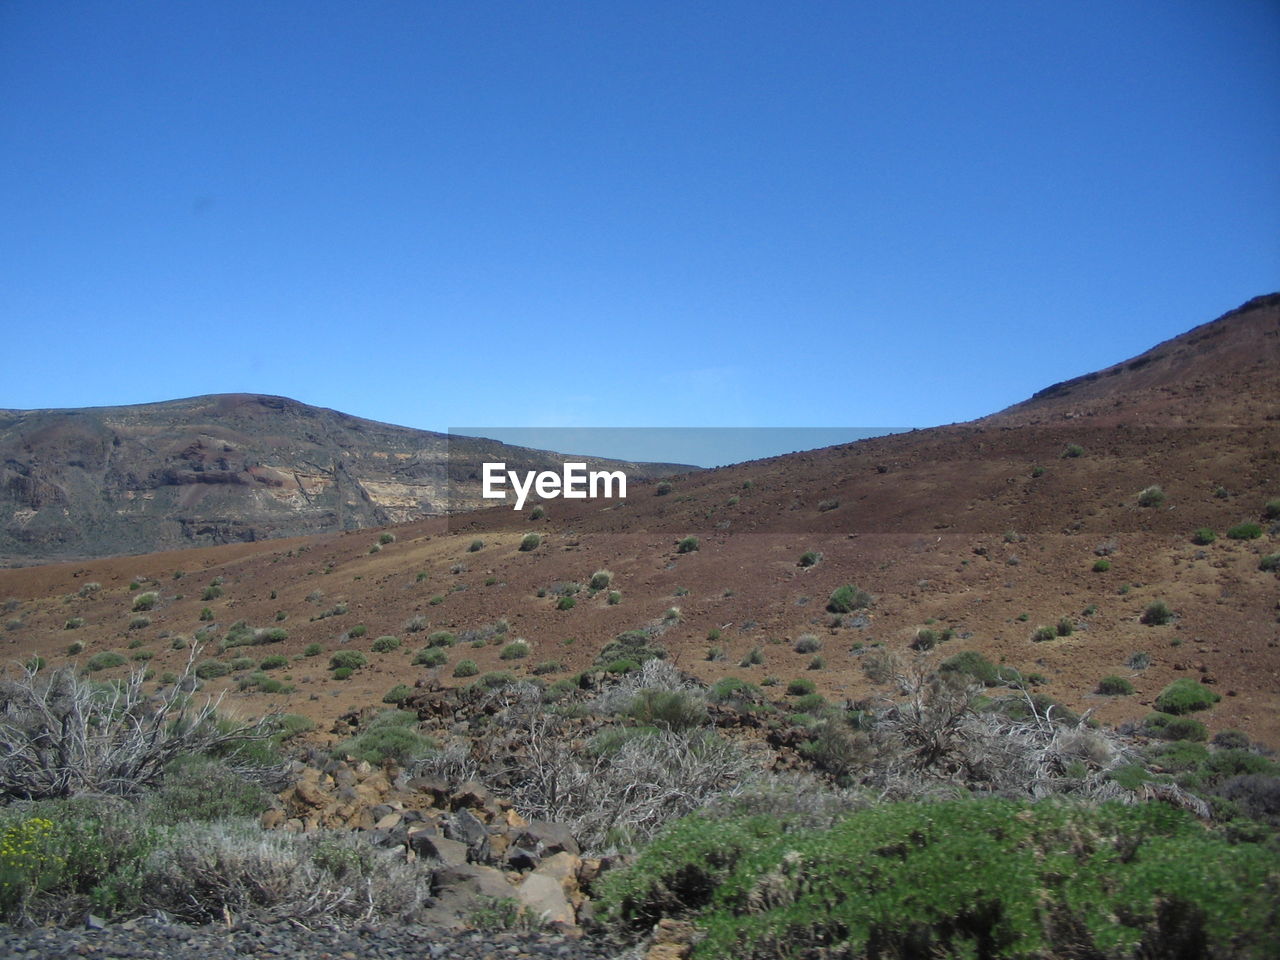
2,295,1277,746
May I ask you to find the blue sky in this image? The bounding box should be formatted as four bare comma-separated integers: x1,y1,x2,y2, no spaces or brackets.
2,2,1277,448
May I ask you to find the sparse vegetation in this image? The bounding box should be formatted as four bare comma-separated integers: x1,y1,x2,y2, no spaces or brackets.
328,651,367,671
371,635,401,653
1097,675,1134,695
1192,527,1217,545
676,536,699,554
797,550,822,568
519,533,542,552
1136,484,1165,507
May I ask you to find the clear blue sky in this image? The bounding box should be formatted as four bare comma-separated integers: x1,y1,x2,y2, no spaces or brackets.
2,1,1277,439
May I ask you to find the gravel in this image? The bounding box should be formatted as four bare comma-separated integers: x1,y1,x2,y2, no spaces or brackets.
0,918,641,960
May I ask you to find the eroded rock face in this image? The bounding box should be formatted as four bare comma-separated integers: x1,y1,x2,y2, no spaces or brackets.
0,393,688,562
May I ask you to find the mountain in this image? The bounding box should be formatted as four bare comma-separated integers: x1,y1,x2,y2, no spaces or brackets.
1,295,1276,747
0,394,689,564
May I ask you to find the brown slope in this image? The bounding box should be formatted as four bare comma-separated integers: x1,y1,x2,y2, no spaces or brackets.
0,393,689,564
1,296,1277,750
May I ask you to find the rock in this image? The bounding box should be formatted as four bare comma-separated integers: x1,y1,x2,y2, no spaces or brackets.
293,780,328,808
516,872,576,928
260,809,285,829
84,913,107,931
433,863,516,901
646,918,697,960
449,780,492,812
533,851,583,905
505,808,529,829
410,833,469,867
375,812,403,831
506,847,540,871
445,809,491,862
514,820,580,857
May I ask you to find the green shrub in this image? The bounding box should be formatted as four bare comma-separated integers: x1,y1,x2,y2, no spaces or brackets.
371,635,401,653
786,678,816,696
1143,712,1208,741
257,627,288,644
556,596,576,611
1136,485,1165,507
131,591,159,612
655,482,672,496
532,660,562,676
1031,625,1057,642
710,677,762,703
1097,675,1134,695
940,651,1001,686
1265,498,1280,519
347,624,367,639
468,539,485,552
739,646,764,668
1061,443,1084,458
1056,617,1074,637
148,755,271,824
303,643,322,657
598,799,1277,958
529,506,545,520
64,618,84,631
676,536,699,554
258,655,288,670
66,640,85,655
1226,522,1263,540
383,684,413,704
826,584,871,614
453,659,478,678
589,570,613,590
1259,552,1280,572
1155,677,1221,715
229,657,256,671
329,650,367,671
596,630,666,669
500,641,529,660
519,533,541,552
797,551,822,568
331,667,354,681
193,659,230,680
378,532,396,545
412,646,447,668
627,689,708,731
85,652,126,672
201,585,222,601
607,590,622,605
1192,527,1217,546
199,607,214,621
1140,600,1174,626
605,658,640,674
338,712,434,767
1092,558,1111,572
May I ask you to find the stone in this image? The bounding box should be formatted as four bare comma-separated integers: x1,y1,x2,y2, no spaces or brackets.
513,820,580,857
516,872,575,928
410,833,469,867
445,809,491,861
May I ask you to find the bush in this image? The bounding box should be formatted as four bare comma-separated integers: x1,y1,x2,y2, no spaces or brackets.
1097,675,1134,695
193,659,231,680
383,684,413,704
596,630,666,669
147,755,271,825
338,711,434,767
1259,552,1280,572
64,618,84,631
529,506,545,520
598,800,1277,958
1092,558,1111,572
1192,527,1217,545
499,641,529,660
201,585,222,601
1140,600,1175,626
826,584,871,614
1143,712,1207,741
627,690,708,731
371,635,401,653
414,646,448,667
588,569,613,591
786,678,816,696
519,533,541,552
258,655,288,671
453,659,478,678
468,539,485,552
331,667,354,681
710,677,762,704
1227,522,1263,540
1056,617,1074,637
1031,625,1057,642
739,647,764,668
303,643,323,657
347,624,367,639
129,616,151,630
329,651,367,671
131,592,159,612
655,482,672,496
1155,677,1221,715
1061,443,1084,458
1136,485,1165,507
556,596,576,611
793,634,822,654
378,532,396,545
940,651,1000,686
797,551,822,568
676,536,699,554
85,652,127,672
256,627,288,644
607,590,622,605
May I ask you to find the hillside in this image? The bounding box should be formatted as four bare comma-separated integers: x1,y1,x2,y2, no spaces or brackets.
1,295,1277,749
0,393,688,563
